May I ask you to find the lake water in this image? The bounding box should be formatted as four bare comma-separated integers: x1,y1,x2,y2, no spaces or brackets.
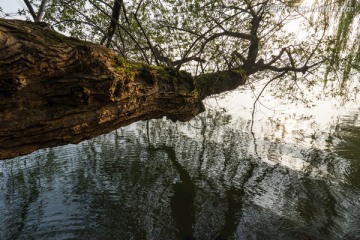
1,87,360,240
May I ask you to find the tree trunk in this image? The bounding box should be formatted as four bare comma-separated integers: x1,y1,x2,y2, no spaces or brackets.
0,19,246,159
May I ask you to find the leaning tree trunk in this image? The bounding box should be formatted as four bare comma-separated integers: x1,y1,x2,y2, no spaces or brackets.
0,19,246,160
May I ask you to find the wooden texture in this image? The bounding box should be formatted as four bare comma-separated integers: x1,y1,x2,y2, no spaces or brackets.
0,19,246,159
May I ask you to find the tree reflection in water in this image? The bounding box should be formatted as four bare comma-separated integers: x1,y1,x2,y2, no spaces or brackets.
1,108,360,239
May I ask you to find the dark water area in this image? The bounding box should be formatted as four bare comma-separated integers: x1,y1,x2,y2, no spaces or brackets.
1,105,360,239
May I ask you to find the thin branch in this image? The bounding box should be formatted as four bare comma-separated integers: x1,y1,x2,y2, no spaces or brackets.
133,0,143,15
211,17,227,31
172,56,205,67
232,50,246,63
265,48,287,66
157,23,200,36
94,0,112,9
51,18,125,57
101,0,123,47
199,31,253,54
133,12,160,65
180,12,242,68
23,0,37,21
259,59,326,74
117,24,150,64
121,1,130,26
304,25,327,66
87,0,148,62
251,71,287,133
151,47,204,67
285,48,296,68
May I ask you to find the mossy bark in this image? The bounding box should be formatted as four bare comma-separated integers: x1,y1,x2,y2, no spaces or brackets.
0,19,246,159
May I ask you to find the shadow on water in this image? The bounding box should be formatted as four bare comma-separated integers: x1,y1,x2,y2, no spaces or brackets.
216,162,256,240
149,145,195,240
1,108,360,239
146,121,196,239
169,150,195,240
333,113,360,191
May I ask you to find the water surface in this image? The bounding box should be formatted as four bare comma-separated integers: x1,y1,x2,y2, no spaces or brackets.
1,90,360,240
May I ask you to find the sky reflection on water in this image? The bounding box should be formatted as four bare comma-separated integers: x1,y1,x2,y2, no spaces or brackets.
0,88,360,240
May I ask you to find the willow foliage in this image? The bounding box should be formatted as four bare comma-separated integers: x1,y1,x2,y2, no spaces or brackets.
8,0,360,98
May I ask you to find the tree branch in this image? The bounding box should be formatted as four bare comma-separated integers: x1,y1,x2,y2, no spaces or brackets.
133,1,160,66
244,14,262,69
232,50,246,63
158,23,200,37
23,0,37,21
255,59,326,74
180,12,242,65
172,57,206,67
251,71,287,132
152,47,204,67
199,31,253,55
265,48,287,66
100,0,123,47
87,0,148,62
35,0,48,22
0,19,251,159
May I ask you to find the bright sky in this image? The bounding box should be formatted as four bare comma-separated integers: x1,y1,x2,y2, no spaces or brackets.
1,0,24,17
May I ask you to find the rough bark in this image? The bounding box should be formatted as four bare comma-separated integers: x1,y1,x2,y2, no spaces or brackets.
0,19,246,159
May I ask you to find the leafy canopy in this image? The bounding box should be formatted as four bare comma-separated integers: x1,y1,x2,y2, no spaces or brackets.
4,0,360,98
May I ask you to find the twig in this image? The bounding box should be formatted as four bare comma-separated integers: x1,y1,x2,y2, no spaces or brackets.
133,11,160,65
250,71,287,133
